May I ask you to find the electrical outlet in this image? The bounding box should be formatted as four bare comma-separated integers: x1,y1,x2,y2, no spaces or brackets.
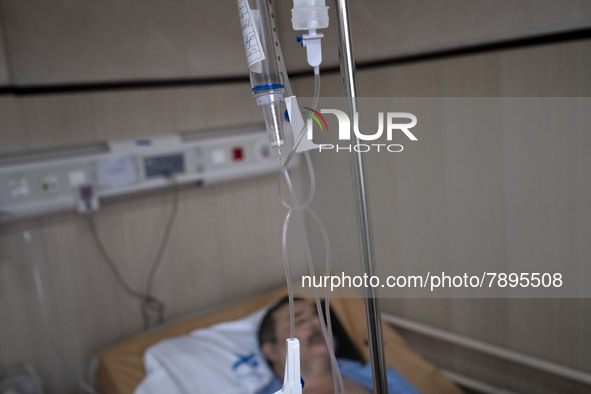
41,174,60,192
8,176,30,199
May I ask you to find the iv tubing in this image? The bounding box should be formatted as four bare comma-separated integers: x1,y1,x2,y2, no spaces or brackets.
255,2,343,390
278,153,345,394
22,228,68,393
14,220,97,393
277,72,345,393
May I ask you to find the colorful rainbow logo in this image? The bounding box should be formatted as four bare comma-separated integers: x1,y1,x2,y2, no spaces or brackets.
302,107,328,131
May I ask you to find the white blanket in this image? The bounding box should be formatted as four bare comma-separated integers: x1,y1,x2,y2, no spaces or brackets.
134,308,274,394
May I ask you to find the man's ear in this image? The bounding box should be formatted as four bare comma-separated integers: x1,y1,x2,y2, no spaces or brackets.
262,342,280,363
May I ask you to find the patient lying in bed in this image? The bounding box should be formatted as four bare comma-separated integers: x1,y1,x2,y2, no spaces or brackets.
258,297,418,394
127,290,461,394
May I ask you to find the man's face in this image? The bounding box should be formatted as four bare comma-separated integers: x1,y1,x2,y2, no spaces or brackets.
262,300,331,372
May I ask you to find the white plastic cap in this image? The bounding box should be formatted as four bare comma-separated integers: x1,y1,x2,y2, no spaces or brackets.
291,0,329,30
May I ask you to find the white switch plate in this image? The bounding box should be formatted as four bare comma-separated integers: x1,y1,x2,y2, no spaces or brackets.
41,174,60,192
8,176,30,198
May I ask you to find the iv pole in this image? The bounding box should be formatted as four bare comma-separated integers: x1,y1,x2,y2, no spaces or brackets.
333,1,389,393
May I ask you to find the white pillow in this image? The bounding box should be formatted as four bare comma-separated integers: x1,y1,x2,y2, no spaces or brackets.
134,307,274,394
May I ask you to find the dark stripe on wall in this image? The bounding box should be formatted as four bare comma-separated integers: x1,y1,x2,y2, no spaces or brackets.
1,27,590,96
356,27,591,70
0,75,252,96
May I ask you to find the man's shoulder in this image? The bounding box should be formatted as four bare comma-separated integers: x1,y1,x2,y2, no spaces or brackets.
337,358,420,394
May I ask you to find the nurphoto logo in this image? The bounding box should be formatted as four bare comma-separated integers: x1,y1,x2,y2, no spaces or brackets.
305,108,417,153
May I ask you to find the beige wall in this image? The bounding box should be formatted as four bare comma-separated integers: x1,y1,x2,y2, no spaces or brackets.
1,0,590,85
277,0,591,72
1,1,590,393
292,38,591,393
0,13,10,85
0,83,301,392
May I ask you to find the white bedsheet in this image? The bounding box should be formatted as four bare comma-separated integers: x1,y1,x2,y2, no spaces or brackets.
134,308,274,394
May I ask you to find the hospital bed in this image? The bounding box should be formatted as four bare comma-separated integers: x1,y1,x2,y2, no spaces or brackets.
93,287,462,393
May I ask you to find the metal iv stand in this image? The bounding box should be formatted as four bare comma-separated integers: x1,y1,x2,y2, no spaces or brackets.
333,0,389,393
